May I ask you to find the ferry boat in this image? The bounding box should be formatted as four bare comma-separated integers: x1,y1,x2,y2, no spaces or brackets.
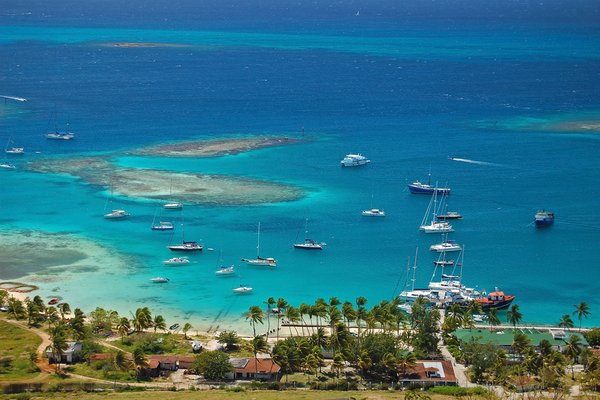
475,289,515,310
361,208,386,217
103,209,130,219
534,210,554,227
340,153,370,167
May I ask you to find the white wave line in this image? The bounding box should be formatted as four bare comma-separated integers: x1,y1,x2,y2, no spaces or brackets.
447,156,504,167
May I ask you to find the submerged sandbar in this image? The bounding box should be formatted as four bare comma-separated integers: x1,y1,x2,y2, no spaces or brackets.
27,156,304,205
131,136,303,158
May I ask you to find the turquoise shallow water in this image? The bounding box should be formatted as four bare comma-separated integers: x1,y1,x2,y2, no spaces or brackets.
1,1,599,332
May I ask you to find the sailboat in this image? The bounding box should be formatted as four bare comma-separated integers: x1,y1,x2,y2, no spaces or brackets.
293,219,324,250
46,112,75,140
4,137,24,155
163,182,183,209
361,194,385,217
150,207,174,231
103,184,130,219
167,215,202,252
419,189,453,233
241,222,276,266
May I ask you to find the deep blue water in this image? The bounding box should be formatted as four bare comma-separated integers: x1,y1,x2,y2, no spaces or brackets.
1,0,599,332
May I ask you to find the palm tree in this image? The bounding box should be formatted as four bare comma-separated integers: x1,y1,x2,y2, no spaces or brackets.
312,298,327,329
153,315,166,333
132,347,148,379
131,307,152,332
382,352,398,381
116,317,130,342
251,335,269,375
573,302,590,331
563,334,582,379
507,304,522,329
217,330,240,351
7,296,24,320
355,296,367,343
245,305,264,337
558,314,575,331
488,308,500,330
298,303,310,336
341,301,356,330
397,351,417,377
284,305,301,336
114,350,132,372
275,297,289,341
182,322,192,339
46,306,59,329
58,302,71,321
331,352,345,378
50,324,68,373
265,297,276,339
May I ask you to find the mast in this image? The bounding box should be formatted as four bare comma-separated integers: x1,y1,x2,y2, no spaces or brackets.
256,222,261,258
411,247,418,291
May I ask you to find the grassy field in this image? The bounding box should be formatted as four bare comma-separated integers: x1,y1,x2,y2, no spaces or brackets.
0,390,458,400
0,320,42,381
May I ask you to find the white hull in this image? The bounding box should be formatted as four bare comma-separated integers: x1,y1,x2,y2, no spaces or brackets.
104,210,129,219
233,286,253,294
362,208,385,217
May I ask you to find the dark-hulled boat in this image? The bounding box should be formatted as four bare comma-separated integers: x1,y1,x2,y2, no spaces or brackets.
168,241,203,252
535,210,554,228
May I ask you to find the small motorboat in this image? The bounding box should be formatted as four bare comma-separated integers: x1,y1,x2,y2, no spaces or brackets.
169,323,180,330
163,202,183,210
164,257,190,265
361,208,385,217
233,285,253,294
48,297,59,305
103,209,130,219
150,277,170,283
215,266,235,275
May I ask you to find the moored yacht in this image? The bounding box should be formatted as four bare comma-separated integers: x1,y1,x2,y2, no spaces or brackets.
151,221,174,231
361,208,385,217
534,210,554,227
430,240,462,252
163,257,190,265
150,277,170,283
436,211,462,220
0,162,16,170
215,266,235,275
475,289,515,310
233,285,253,294
46,131,75,140
340,153,370,167
5,147,24,155
103,209,130,219
293,238,323,250
163,202,183,210
419,221,454,233
168,241,202,252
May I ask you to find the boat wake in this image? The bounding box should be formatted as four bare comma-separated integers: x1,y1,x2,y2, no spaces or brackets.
447,156,504,167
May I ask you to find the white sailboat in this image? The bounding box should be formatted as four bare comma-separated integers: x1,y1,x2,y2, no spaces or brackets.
163,182,183,209
419,189,453,233
4,136,24,155
103,183,130,220
241,222,276,266
167,213,202,252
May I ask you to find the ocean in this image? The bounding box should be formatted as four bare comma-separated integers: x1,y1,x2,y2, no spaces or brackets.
1,0,599,333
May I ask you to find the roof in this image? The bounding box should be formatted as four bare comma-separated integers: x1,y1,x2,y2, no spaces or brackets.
454,328,589,347
230,357,280,374
405,360,457,382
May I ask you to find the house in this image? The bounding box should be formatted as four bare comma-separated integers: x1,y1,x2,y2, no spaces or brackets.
45,341,82,364
146,355,196,371
399,360,458,386
225,357,281,381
